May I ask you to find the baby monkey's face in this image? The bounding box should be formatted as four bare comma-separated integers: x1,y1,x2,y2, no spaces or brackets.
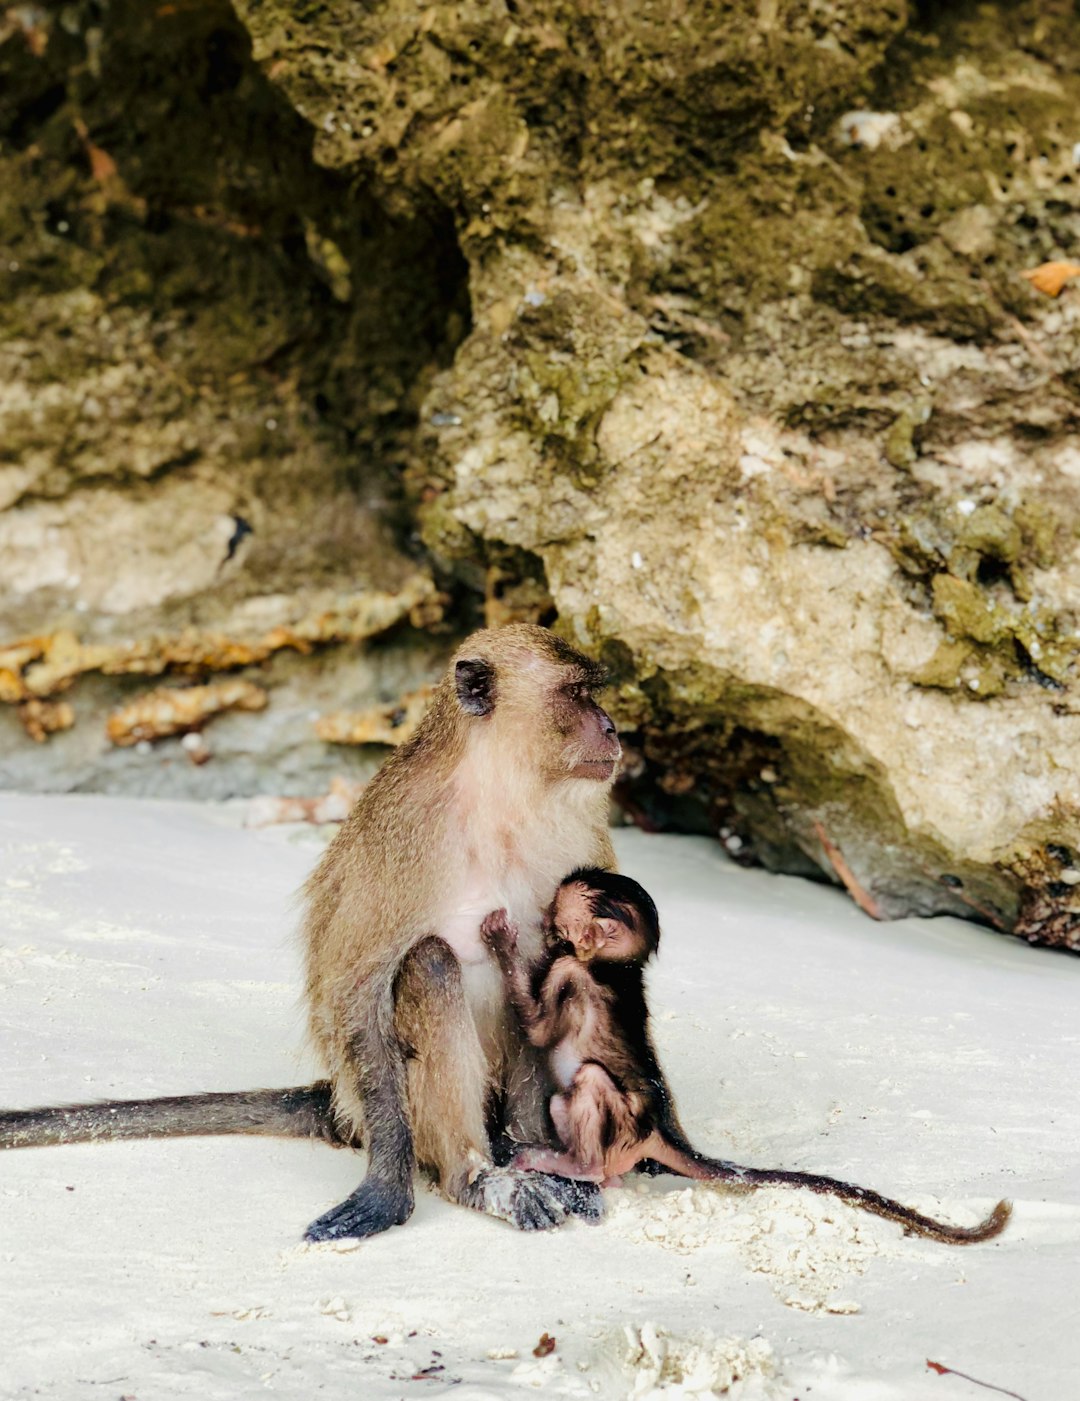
550,880,646,964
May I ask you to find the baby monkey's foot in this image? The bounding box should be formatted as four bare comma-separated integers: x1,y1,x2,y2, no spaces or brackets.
513,1146,604,1182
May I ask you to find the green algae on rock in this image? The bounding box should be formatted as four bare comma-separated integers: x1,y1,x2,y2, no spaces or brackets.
5,0,1080,947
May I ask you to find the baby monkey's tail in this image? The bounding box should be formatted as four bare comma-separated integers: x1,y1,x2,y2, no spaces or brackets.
0,1083,351,1151
649,1138,1010,1244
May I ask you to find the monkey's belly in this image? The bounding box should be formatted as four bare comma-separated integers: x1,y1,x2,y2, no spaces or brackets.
440,896,496,967
440,879,544,968
550,1038,583,1090
440,891,540,1069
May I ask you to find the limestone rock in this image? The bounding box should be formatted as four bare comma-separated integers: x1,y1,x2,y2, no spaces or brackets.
6,0,1080,947
387,0,1080,948
0,0,464,795
315,686,436,748
105,679,269,748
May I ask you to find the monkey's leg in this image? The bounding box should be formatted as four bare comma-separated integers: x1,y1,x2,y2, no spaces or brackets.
394,936,491,1199
503,1042,605,1223
304,987,417,1243
560,1062,642,1182
548,1090,573,1145
395,937,600,1231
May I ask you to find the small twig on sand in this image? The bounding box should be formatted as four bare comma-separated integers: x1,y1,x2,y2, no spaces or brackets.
812,821,885,920
927,1359,1028,1401
943,886,1009,931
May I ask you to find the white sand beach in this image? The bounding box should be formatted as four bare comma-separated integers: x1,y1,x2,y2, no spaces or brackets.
2,795,1077,1399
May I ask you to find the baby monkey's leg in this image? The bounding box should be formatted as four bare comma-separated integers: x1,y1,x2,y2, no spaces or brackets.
515,1063,646,1186
564,1063,643,1179
511,1091,605,1181
512,1145,606,1181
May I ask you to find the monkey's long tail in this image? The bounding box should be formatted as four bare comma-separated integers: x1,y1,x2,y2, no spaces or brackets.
652,1140,1010,1244
0,1083,353,1151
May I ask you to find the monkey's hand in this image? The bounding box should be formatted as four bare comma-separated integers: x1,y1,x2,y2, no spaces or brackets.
480,908,518,953
460,1166,603,1230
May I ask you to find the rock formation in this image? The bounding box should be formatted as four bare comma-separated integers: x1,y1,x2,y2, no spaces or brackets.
4,1,1080,945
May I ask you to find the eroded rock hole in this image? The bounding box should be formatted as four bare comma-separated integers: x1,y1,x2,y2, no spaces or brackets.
974,555,1011,588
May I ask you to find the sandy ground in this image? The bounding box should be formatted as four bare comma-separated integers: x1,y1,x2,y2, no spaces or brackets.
1,794,1078,1400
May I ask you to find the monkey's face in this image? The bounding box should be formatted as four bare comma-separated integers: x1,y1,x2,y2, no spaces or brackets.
549,676,621,782
550,880,647,964
453,628,620,785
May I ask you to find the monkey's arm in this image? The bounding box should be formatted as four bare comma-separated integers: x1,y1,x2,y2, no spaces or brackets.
480,910,553,1043
509,963,581,1049
0,1084,348,1151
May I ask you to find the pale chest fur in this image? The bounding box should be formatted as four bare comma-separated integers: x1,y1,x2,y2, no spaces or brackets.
437,751,605,972
429,734,607,1073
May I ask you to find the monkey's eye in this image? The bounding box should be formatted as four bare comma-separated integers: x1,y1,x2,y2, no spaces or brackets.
565,683,590,703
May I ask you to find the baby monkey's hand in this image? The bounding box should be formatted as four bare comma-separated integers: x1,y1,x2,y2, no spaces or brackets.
481,908,518,952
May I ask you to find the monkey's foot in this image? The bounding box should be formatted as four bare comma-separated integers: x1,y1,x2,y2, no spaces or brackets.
546,1174,604,1222
304,1179,414,1242
460,1167,602,1230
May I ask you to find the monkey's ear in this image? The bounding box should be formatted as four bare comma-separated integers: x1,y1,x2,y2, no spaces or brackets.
455,658,496,717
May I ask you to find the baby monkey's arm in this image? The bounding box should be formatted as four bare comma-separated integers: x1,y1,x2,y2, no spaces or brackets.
480,909,560,1046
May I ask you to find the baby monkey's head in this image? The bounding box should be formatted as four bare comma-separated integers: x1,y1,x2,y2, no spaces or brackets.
550,868,660,965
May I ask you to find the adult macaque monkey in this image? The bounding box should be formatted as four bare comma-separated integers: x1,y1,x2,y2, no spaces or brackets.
300,624,621,1240
0,625,620,1245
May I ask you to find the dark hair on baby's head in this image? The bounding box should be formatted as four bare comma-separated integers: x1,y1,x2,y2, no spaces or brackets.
562,867,660,956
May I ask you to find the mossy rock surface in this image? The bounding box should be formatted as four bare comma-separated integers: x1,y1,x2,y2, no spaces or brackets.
5,1,1080,948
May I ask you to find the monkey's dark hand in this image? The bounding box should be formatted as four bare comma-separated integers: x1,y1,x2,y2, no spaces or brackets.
480,908,518,952
544,1174,603,1222
303,1179,414,1242
461,1166,601,1230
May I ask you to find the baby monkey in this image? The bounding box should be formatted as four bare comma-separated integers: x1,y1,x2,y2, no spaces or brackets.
480,869,1010,1245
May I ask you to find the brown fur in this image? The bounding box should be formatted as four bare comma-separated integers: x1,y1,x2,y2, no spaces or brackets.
0,1086,346,1151
484,880,1011,1246
300,624,621,1239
